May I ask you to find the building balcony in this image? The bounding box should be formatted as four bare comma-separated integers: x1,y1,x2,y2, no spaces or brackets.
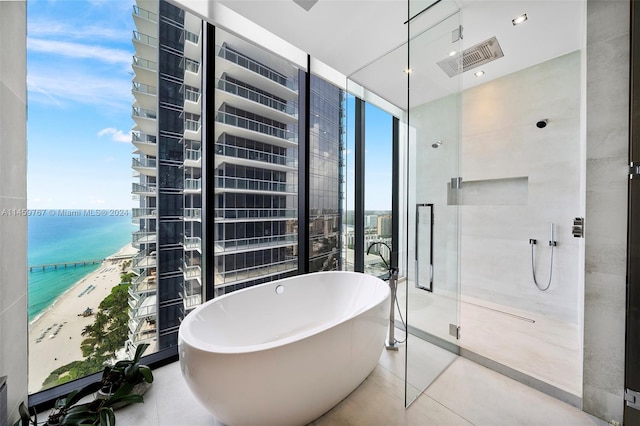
132,81,157,111
215,176,297,195
214,140,297,172
132,183,157,196
132,56,156,86
214,259,298,288
130,269,157,295
132,106,157,135
216,44,298,101
132,157,157,177
183,88,201,115
132,5,157,36
132,31,157,61
184,236,202,252
214,207,297,221
180,278,202,312
132,131,157,157
214,111,297,149
127,317,157,349
184,207,202,221
215,78,298,125
184,31,201,63
214,233,297,253
132,207,156,219
182,293,202,312
184,118,201,141
184,148,201,168
184,58,201,90
128,292,157,319
132,248,156,269
184,178,201,194
132,230,156,246
181,263,202,282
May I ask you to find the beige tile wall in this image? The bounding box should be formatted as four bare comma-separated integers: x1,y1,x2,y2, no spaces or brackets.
583,0,629,423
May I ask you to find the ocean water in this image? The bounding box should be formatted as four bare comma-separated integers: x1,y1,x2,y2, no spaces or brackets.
28,215,134,321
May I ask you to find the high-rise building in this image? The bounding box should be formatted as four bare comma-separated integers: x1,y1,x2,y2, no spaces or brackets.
130,0,203,354
129,0,344,355
213,29,301,295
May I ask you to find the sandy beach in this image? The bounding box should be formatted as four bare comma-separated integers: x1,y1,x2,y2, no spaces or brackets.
28,244,137,394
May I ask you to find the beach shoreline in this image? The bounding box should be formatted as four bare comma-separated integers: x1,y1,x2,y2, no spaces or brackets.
28,243,137,394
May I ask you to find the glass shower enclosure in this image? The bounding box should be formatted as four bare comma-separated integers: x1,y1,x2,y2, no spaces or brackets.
347,0,463,407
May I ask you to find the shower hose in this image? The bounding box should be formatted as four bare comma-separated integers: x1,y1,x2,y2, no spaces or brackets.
530,239,554,291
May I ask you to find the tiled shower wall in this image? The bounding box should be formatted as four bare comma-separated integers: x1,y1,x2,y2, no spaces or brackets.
459,51,582,325
0,0,28,424
583,0,629,423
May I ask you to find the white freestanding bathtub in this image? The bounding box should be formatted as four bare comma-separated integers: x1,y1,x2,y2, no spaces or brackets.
178,271,390,425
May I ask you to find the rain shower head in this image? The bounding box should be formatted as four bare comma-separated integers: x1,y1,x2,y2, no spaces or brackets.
437,36,504,77
432,141,442,148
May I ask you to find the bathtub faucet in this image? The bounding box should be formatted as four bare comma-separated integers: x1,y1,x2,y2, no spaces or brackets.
385,268,400,351
367,242,400,351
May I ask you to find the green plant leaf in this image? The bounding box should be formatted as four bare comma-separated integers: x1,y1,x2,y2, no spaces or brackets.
113,360,131,369
59,406,97,425
104,393,144,408
99,408,116,426
63,381,102,408
17,401,35,426
138,365,154,383
123,364,138,382
133,343,149,363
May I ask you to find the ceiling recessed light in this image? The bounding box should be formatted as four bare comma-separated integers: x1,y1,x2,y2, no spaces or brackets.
512,13,528,26
449,50,457,57
474,70,485,77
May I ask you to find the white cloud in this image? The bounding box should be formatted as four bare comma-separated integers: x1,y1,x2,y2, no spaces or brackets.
27,71,131,110
28,21,128,43
98,128,131,143
28,38,131,67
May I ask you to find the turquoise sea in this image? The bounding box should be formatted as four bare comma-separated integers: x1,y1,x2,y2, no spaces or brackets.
28,215,134,321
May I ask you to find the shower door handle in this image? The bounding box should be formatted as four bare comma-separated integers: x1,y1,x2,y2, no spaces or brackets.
415,203,434,292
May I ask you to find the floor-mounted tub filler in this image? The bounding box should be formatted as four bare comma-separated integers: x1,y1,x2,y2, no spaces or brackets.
178,271,390,425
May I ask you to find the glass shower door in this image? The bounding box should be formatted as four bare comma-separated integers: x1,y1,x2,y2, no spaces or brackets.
404,0,462,406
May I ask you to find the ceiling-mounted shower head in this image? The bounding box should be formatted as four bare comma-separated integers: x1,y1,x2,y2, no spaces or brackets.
536,119,549,128
432,141,442,148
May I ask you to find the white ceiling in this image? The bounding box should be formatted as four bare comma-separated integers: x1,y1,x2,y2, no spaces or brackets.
215,0,585,109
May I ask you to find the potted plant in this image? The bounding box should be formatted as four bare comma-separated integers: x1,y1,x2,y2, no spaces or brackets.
16,381,143,426
97,343,153,404
15,343,153,426
50,382,143,425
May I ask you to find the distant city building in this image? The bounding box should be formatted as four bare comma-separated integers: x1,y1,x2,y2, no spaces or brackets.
365,215,378,229
377,214,392,237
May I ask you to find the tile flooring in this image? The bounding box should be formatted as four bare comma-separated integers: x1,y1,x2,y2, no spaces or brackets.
397,282,581,399
114,334,602,426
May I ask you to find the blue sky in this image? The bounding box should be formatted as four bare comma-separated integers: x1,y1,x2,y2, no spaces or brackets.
345,96,394,211
27,0,135,209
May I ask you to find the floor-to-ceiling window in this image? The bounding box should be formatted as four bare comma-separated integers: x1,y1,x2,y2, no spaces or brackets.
26,0,138,395
308,75,345,272
363,103,393,278
212,28,300,295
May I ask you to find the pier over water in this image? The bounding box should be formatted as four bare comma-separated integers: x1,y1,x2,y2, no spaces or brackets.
29,259,105,272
